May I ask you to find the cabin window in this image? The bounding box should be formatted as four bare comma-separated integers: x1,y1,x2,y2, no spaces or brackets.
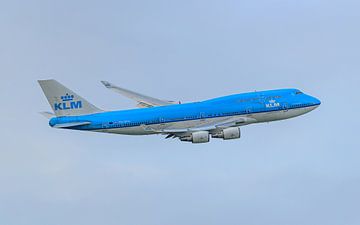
295,91,303,95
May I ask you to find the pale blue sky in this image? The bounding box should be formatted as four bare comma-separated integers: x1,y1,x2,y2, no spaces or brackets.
0,0,359,225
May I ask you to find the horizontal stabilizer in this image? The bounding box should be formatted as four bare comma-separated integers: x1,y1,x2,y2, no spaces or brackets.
53,121,91,128
39,111,55,119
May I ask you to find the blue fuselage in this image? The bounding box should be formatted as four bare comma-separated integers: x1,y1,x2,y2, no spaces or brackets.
49,88,321,132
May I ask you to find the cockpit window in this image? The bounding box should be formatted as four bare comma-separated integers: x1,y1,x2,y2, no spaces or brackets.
295,91,303,95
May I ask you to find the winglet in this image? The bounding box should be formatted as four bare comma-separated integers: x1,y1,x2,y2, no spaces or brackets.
101,81,112,88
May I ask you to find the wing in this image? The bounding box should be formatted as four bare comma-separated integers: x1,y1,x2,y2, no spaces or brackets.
101,81,177,108
142,117,257,134
156,117,257,140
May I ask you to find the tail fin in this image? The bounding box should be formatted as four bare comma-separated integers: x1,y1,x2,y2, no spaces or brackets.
38,79,102,117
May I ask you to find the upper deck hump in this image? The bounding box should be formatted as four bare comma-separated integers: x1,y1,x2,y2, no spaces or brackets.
202,88,298,104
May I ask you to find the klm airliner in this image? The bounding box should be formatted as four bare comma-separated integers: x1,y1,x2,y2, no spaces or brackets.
38,80,321,144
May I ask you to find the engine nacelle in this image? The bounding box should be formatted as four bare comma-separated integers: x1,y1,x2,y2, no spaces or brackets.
212,127,241,140
180,131,210,143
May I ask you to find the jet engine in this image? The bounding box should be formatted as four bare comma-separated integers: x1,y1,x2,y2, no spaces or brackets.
180,131,210,143
212,127,241,140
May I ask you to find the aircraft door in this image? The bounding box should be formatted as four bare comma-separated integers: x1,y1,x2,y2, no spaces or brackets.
246,107,252,114
282,103,289,112
102,122,109,129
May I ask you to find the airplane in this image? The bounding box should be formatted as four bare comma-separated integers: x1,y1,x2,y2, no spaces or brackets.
38,79,321,144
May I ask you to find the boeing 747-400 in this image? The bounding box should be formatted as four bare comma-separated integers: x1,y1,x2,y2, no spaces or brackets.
38,80,320,144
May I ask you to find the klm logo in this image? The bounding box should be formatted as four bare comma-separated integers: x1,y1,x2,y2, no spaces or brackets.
54,93,82,111
266,99,280,108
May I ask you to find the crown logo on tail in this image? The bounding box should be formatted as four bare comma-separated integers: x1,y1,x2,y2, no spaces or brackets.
61,93,74,102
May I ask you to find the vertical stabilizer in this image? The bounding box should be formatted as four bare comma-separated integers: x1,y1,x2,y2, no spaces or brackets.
38,79,102,116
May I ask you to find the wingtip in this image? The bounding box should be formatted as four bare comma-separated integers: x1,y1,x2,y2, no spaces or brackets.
101,80,111,88
38,78,55,82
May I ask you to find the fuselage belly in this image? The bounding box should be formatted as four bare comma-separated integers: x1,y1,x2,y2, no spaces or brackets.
95,105,319,135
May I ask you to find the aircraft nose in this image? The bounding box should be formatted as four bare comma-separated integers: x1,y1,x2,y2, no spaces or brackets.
310,96,321,106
